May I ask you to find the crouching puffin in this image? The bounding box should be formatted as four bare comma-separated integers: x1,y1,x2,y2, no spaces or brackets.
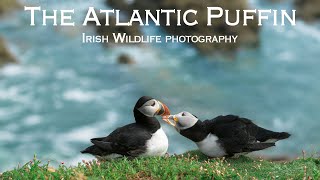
81,96,171,160
163,112,290,157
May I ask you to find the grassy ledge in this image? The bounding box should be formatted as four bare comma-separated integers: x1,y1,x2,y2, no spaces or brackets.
1,151,320,179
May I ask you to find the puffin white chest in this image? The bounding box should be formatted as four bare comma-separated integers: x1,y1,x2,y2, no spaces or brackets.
143,128,168,156
196,133,227,157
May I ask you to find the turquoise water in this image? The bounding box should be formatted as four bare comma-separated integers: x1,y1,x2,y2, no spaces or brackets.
0,0,320,171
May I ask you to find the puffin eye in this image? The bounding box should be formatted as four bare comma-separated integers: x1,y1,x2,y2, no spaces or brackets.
151,101,156,107
182,112,186,116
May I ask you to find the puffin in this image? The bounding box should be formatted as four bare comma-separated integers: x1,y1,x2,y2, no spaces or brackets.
163,112,290,157
81,96,171,160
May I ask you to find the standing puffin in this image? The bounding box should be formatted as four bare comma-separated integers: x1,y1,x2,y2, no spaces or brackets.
81,96,171,160
163,112,290,157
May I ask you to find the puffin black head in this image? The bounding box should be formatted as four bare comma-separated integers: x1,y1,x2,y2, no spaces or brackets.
162,111,199,131
163,112,208,142
134,96,171,117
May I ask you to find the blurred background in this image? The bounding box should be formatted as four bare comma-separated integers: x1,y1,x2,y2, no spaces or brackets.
0,0,319,171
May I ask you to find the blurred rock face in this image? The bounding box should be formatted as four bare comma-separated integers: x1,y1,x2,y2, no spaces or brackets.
117,54,136,65
0,0,19,66
0,38,17,67
295,0,320,22
0,0,19,15
106,0,260,54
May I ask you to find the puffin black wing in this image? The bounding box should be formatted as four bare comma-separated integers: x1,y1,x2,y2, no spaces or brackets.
203,115,290,155
82,123,152,157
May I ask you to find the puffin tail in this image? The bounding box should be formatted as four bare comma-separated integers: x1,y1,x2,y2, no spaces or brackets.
262,132,291,143
81,145,102,155
81,145,93,154
91,140,113,151
256,127,291,143
275,132,291,140
246,143,275,151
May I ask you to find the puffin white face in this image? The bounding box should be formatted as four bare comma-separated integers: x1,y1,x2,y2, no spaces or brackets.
163,111,199,131
138,99,170,117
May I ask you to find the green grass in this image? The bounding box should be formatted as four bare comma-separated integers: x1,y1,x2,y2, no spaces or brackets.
2,151,320,179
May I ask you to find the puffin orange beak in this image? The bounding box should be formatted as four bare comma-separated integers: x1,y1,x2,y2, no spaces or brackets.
162,115,178,127
156,101,171,116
